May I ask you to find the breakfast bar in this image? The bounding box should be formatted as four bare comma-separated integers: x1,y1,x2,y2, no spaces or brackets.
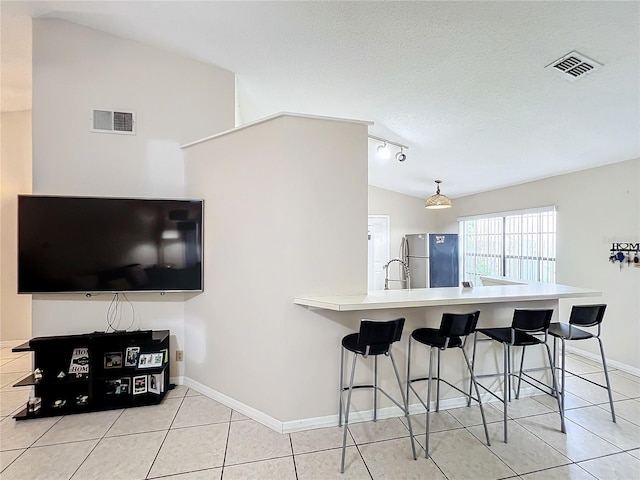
294,281,601,417
294,281,599,312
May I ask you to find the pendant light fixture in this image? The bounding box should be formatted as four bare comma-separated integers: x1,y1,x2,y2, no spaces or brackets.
425,180,452,209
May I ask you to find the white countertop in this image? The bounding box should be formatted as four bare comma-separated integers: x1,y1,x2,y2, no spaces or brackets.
294,283,600,311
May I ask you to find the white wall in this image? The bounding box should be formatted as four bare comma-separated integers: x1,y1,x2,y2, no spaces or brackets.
0,3,32,343
438,159,640,369
1,111,32,341
183,114,369,424
30,19,235,377
369,185,432,258
33,19,234,198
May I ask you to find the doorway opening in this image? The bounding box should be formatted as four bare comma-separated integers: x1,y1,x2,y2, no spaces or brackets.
368,215,390,291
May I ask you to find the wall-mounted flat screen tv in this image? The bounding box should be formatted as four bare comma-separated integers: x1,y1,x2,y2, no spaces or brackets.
18,195,203,293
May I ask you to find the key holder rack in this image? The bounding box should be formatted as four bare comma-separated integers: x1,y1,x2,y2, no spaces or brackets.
608,242,640,269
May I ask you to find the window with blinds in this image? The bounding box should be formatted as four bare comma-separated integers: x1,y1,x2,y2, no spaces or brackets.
459,207,556,285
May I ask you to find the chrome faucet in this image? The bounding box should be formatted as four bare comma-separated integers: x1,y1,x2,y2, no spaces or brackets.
383,258,411,290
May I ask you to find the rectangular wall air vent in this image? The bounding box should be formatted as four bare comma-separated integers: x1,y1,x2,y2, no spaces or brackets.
90,109,136,134
545,51,602,81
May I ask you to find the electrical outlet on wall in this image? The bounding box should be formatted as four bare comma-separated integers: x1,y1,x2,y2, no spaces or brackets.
176,350,184,362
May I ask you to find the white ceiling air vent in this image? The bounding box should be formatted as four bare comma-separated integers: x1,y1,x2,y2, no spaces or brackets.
90,109,136,134
545,51,603,81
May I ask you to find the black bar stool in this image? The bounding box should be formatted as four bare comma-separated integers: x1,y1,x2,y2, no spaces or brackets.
339,318,417,473
471,309,564,442
406,311,490,457
549,304,616,423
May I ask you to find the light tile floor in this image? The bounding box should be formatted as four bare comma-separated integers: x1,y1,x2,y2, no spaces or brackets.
1,345,639,479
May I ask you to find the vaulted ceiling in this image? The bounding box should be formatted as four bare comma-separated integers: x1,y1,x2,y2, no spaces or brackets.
3,1,639,199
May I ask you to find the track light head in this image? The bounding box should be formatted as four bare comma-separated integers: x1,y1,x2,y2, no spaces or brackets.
376,142,391,159
395,147,406,162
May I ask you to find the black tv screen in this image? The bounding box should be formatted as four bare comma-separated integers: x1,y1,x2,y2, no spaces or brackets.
18,195,203,293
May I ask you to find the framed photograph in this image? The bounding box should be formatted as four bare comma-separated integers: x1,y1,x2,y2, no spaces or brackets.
137,352,164,369
133,375,147,395
119,377,130,394
105,377,130,395
148,373,163,394
68,347,90,377
125,347,140,367
104,351,123,369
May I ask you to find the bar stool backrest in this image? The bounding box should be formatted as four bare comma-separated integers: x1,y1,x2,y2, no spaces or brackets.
439,311,481,338
569,304,606,327
512,309,554,333
358,318,405,356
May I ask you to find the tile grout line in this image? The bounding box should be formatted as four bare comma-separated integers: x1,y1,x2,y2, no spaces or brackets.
453,421,519,479
218,407,233,479
144,388,189,479
67,407,127,480
288,433,298,480
510,393,639,474
350,424,375,480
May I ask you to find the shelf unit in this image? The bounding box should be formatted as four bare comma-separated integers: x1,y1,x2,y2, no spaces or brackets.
12,330,170,420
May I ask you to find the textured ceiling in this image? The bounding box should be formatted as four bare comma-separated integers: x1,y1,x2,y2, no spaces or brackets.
3,1,639,199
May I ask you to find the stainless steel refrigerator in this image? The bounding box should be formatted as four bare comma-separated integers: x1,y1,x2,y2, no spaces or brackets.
400,233,459,288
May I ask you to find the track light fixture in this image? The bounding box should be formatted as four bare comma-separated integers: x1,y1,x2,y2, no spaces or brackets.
368,134,409,162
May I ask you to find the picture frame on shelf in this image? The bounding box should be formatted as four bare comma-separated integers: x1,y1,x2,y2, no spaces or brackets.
125,347,140,367
68,347,90,377
137,352,164,369
148,373,163,394
133,375,147,395
104,352,123,369
105,378,130,395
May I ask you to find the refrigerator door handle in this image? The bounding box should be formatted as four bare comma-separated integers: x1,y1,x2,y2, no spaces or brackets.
400,237,408,284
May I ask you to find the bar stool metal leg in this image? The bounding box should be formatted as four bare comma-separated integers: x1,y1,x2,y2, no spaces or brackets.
560,337,566,427
340,352,358,473
388,351,417,461
597,336,616,422
516,346,526,399
553,337,567,428
503,343,508,443
339,345,345,427
436,349,441,412
544,341,565,432
468,331,478,407
373,356,378,422
461,346,491,446
425,346,435,457
406,336,413,413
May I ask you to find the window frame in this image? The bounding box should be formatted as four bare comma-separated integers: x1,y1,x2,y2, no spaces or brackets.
458,206,557,285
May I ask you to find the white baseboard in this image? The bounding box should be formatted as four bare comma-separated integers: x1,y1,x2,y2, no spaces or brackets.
182,377,285,433
177,376,542,434
565,346,640,377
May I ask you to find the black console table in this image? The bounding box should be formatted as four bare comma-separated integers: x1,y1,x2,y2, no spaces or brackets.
12,330,170,420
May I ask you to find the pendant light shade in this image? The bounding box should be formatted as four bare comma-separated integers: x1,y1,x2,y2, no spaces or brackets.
425,180,452,209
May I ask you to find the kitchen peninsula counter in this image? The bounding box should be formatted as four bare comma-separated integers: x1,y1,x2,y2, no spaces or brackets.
293,281,601,424
294,282,600,312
